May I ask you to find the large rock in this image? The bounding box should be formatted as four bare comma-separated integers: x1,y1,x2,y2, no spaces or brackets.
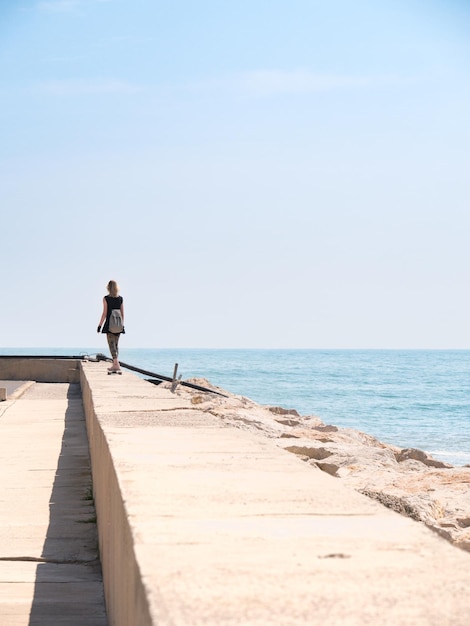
396,447,452,468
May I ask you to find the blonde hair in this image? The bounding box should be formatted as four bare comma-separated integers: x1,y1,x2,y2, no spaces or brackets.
107,280,119,297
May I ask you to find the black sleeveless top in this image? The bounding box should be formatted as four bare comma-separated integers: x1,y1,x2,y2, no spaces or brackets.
102,295,123,334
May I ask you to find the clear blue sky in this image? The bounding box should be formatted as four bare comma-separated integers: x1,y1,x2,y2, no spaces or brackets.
1,0,469,348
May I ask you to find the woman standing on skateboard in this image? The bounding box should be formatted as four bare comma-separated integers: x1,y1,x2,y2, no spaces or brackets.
97,280,125,373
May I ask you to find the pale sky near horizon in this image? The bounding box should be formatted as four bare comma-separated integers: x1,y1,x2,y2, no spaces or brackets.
1,0,469,349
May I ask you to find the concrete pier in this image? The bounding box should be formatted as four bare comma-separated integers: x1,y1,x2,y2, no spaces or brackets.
79,362,470,626
1,357,470,625
0,378,107,626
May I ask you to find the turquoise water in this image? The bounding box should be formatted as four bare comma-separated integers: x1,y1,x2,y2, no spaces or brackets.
2,348,470,466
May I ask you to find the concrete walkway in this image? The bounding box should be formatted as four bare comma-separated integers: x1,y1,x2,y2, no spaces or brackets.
1,360,470,625
81,363,470,626
0,382,107,626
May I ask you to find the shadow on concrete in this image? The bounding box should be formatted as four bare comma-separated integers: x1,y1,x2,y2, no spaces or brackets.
28,383,108,626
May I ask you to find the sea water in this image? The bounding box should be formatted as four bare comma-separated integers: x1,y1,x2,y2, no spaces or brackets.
2,348,469,466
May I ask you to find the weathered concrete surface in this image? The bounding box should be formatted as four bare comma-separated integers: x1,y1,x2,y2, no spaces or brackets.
197,388,470,551
0,381,32,396
0,380,34,403
0,359,81,383
0,382,107,625
81,362,470,626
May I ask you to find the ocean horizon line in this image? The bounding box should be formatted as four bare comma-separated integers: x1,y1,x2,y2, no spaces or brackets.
2,347,470,353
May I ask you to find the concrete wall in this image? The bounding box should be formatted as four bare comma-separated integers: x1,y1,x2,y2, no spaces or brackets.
0,358,81,383
80,364,153,626
0,356,151,624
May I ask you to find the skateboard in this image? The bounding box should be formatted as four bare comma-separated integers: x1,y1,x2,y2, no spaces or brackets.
108,370,122,375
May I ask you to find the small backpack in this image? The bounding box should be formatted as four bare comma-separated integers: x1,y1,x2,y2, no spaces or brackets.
108,309,124,333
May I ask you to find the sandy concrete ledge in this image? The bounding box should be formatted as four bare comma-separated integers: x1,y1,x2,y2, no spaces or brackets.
80,362,470,626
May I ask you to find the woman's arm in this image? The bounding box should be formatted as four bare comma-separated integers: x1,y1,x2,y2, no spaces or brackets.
98,298,108,328
120,302,125,323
